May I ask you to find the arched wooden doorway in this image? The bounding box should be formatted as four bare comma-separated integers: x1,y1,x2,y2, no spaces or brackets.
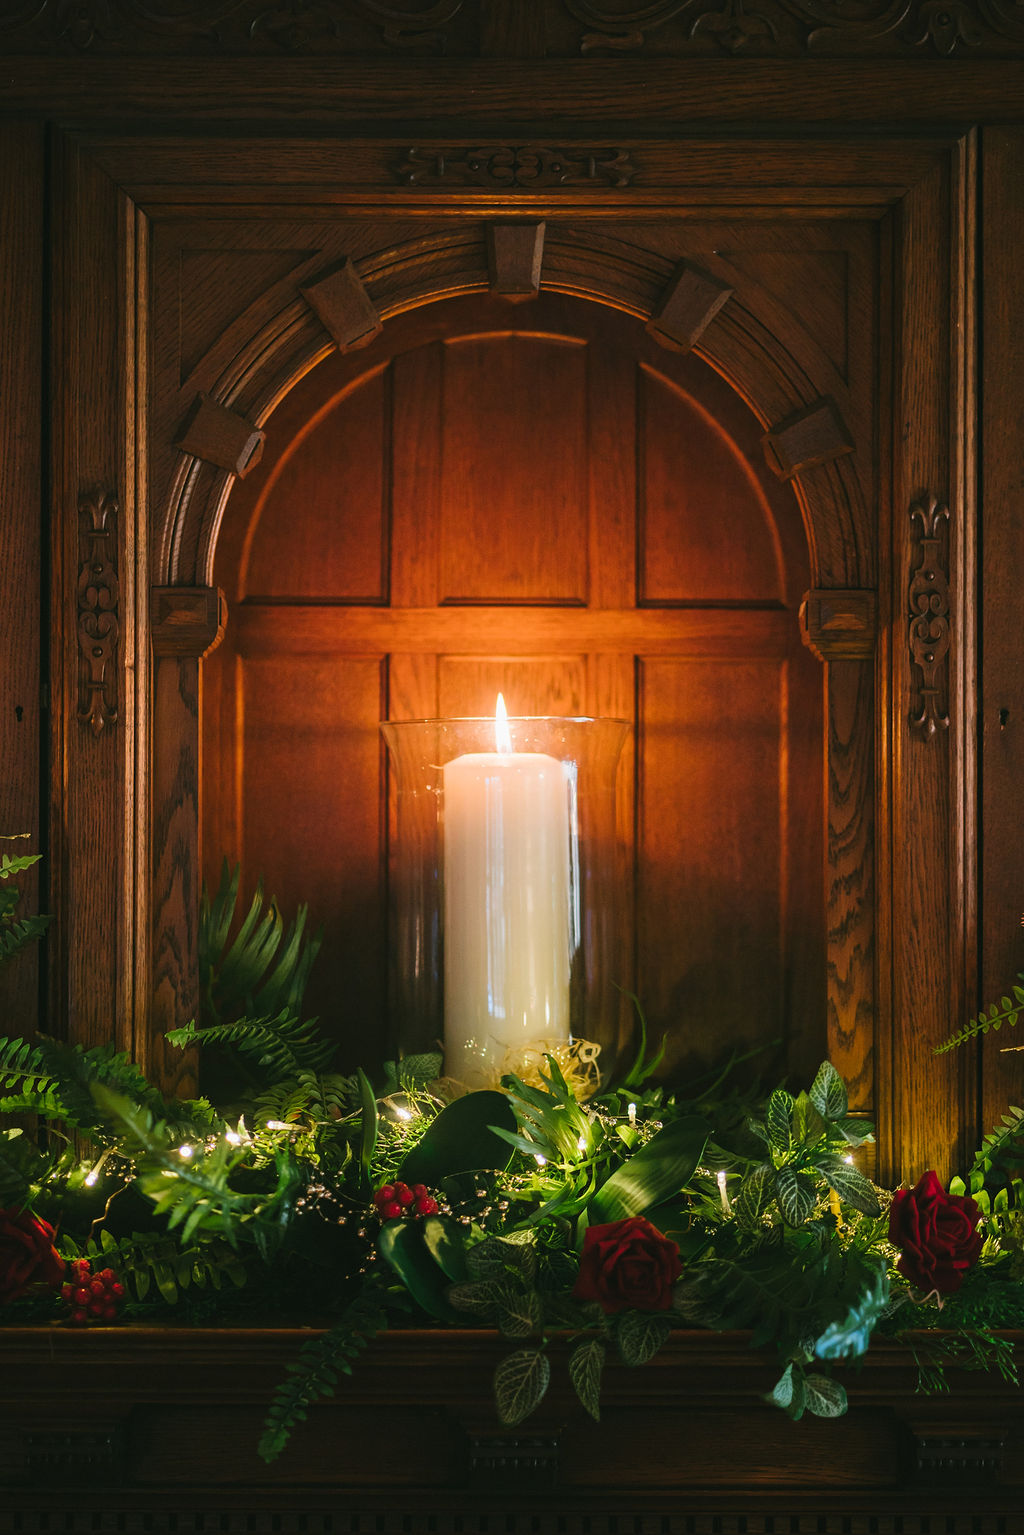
203,292,824,1081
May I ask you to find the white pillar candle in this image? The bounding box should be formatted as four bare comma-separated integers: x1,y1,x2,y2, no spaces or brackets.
442,698,572,1088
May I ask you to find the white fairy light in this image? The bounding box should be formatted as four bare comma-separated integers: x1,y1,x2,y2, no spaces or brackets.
843,1154,854,1164
394,1105,413,1121
717,1168,731,1214
177,1144,195,1159
265,1120,289,1131
627,1102,637,1125
225,1128,242,1146
534,1153,547,1166
84,1169,99,1187
576,1135,587,1153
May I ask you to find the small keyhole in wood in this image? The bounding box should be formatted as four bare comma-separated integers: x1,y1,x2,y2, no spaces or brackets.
999,707,1010,729
14,705,23,722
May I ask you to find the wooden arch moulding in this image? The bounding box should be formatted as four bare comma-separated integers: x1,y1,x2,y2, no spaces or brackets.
49,128,976,1182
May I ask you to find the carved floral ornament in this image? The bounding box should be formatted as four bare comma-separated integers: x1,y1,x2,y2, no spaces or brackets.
76,489,119,736
392,146,636,189
3,0,1024,55
907,494,951,741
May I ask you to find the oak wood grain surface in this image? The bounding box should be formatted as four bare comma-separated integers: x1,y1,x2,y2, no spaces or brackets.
0,122,43,1035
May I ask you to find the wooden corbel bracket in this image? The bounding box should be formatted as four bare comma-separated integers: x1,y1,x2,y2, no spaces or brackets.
800,589,877,662
151,586,227,660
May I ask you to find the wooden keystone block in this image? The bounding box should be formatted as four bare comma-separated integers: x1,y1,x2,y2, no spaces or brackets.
487,222,546,300
763,398,855,479
174,394,264,477
646,260,733,353
301,258,383,351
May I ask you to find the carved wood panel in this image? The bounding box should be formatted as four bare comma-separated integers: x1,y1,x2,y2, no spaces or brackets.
4,0,1024,58
35,123,978,1182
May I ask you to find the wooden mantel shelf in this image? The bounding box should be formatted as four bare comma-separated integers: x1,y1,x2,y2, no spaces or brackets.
2,1327,1023,1533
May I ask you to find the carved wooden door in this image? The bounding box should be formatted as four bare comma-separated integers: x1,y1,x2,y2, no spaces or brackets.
204,292,823,1080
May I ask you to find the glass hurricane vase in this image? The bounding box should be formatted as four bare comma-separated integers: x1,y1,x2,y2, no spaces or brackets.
380,712,630,1094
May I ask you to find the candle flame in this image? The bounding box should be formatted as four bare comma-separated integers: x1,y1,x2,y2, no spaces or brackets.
494,693,513,753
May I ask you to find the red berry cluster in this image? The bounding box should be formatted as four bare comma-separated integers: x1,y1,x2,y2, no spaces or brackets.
373,1182,438,1220
60,1257,125,1326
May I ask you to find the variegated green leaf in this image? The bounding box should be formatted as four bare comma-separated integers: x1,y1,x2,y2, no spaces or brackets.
494,1349,550,1426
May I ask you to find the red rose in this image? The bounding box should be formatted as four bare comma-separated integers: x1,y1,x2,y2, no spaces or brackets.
572,1216,682,1314
887,1170,982,1295
0,1207,65,1304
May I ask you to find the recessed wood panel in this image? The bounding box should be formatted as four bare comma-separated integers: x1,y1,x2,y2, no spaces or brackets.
238,654,386,1067
242,366,390,602
437,657,587,720
637,365,784,605
636,655,821,1076
439,334,588,604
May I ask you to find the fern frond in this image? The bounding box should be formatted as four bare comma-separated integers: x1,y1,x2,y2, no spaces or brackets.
88,1227,247,1305
0,1033,217,1142
91,1084,300,1253
0,1127,64,1208
935,985,1024,1054
970,1105,1024,1182
259,1278,392,1463
167,1010,335,1078
0,914,52,960
253,1070,360,1129
0,842,50,965
0,1035,55,1094
199,860,323,1029
0,849,42,879
683,1251,819,1348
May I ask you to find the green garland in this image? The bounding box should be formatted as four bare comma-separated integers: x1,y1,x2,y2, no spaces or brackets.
1,855,1022,1462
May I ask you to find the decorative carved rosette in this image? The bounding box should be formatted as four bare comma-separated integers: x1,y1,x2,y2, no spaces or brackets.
907,493,951,740
76,489,119,736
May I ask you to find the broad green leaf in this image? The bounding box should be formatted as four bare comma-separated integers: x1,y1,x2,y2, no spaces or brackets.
357,1068,377,1181
814,1155,881,1216
615,1311,672,1367
808,1061,848,1121
494,1348,551,1426
152,1260,178,1305
834,1116,874,1145
791,1091,827,1148
803,1373,848,1419
568,1338,605,1421
774,1166,816,1225
398,1091,517,1185
643,1201,711,1258
588,1115,709,1223
421,1215,469,1284
765,1089,793,1157
377,1219,460,1322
